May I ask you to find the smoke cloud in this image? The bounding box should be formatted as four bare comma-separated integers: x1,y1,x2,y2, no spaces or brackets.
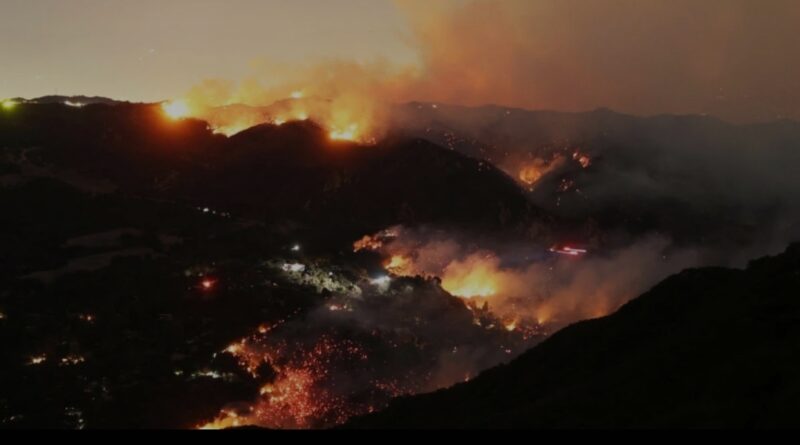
396,0,800,122
357,226,704,328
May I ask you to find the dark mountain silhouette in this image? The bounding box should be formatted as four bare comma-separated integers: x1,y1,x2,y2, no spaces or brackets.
0,103,544,244
347,243,800,428
391,103,800,252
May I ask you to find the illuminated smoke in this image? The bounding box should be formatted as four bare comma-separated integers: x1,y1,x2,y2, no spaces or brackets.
171,60,421,142
354,226,702,327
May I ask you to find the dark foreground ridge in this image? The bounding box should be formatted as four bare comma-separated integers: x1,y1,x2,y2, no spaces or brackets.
347,243,800,428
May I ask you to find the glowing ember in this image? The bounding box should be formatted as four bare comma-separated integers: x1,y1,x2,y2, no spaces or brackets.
225,342,243,355
161,100,190,119
60,354,86,366
573,151,592,168
505,320,518,332
202,335,380,429
201,278,215,290
28,354,47,365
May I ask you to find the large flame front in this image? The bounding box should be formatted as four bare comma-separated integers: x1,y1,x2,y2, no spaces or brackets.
440,254,501,299
161,84,379,145
161,100,191,120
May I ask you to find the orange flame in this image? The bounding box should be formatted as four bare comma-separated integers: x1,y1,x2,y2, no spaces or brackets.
161,100,191,120
440,254,502,299
384,255,412,275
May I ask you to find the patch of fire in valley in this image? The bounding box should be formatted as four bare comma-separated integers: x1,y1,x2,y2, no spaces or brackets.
195,241,549,429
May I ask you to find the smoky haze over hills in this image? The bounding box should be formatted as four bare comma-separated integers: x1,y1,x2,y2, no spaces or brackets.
2,0,800,431
1,98,799,428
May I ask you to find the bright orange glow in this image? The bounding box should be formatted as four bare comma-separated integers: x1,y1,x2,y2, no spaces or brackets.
161,100,190,119
518,165,545,186
213,123,250,137
517,156,566,188
441,255,501,299
198,410,243,430
353,234,384,252
200,334,380,430
329,124,359,142
383,255,411,275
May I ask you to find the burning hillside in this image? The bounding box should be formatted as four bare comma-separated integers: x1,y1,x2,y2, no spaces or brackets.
195,260,543,429
352,225,703,328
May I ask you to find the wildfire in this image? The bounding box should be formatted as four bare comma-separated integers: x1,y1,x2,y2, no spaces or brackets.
213,123,251,137
353,234,384,252
290,90,304,99
200,334,379,430
353,228,399,252
517,155,565,188
519,164,545,186
329,124,360,142
1,99,17,111
161,100,191,119
383,255,411,275
441,255,501,299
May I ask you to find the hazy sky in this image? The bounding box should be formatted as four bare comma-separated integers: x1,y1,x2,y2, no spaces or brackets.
0,0,414,101
2,0,799,122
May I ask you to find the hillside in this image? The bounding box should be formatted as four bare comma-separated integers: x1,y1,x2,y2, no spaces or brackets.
348,243,800,428
0,103,545,244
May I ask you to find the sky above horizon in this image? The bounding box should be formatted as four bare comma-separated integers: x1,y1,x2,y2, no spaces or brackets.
2,0,799,122
0,0,414,102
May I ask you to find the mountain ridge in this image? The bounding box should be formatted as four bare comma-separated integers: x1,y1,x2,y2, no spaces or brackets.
346,243,800,428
